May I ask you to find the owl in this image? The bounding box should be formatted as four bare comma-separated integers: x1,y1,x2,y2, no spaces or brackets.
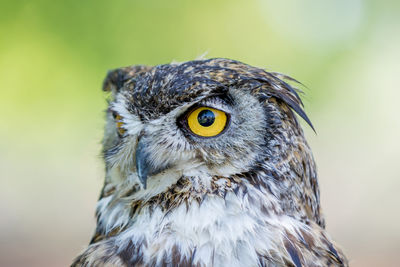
72,58,347,266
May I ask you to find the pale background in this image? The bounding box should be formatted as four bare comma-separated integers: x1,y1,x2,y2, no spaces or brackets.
1,1,399,266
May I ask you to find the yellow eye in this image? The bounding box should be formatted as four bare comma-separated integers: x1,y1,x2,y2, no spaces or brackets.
115,114,126,136
187,107,228,137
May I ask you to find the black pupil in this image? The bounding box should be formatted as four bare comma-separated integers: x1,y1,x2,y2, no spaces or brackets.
197,109,215,127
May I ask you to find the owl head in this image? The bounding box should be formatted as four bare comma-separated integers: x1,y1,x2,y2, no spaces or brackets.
101,58,313,197
71,58,348,267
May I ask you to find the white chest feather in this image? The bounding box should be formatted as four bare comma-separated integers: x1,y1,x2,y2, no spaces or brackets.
98,181,306,267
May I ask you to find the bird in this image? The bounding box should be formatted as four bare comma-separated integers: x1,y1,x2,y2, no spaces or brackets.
72,58,348,266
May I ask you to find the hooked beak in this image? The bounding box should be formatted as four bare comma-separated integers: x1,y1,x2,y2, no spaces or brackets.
135,136,167,189
135,137,150,189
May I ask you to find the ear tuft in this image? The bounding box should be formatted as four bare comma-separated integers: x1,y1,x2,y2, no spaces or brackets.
102,65,152,93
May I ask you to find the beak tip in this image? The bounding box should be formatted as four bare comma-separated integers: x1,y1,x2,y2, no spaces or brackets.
136,167,148,190
140,176,147,189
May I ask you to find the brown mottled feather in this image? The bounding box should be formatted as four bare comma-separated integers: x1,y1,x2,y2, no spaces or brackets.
72,58,347,267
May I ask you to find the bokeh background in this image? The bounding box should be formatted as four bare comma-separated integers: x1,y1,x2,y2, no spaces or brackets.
1,0,399,266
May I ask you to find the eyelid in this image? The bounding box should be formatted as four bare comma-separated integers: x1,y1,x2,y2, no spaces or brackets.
197,98,231,114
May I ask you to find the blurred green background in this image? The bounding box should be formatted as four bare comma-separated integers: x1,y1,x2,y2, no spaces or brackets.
1,0,399,266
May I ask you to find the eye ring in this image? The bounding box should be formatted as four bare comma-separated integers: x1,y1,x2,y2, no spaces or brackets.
184,106,229,138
